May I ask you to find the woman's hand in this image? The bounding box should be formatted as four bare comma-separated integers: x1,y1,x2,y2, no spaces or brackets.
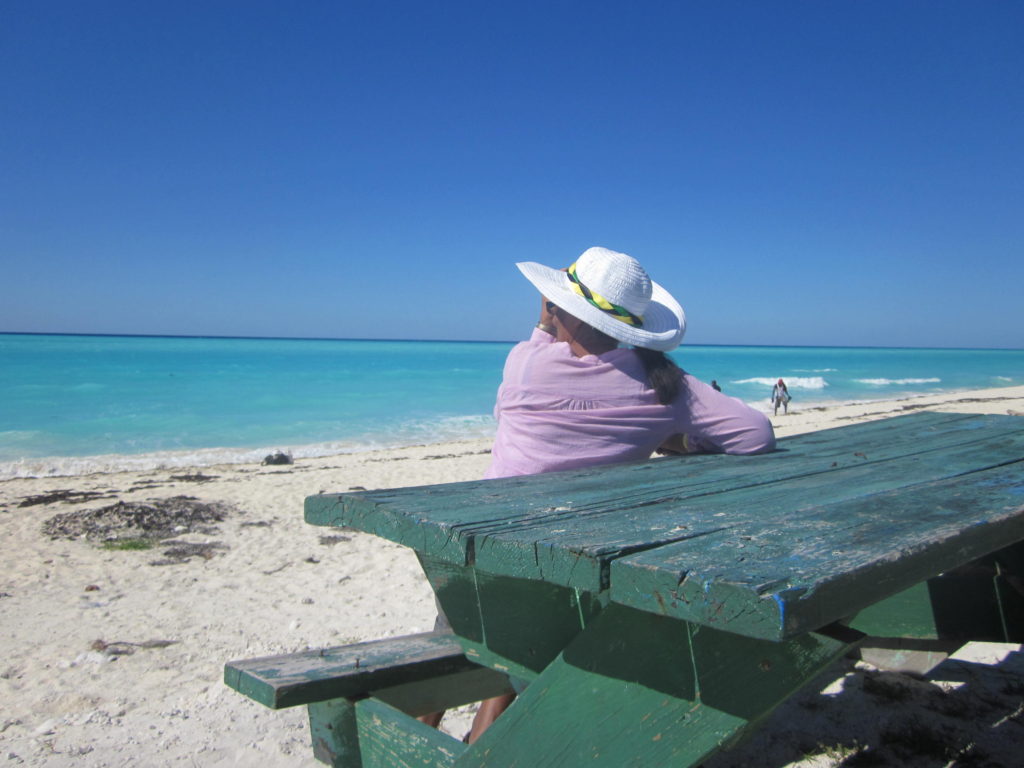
536,268,568,336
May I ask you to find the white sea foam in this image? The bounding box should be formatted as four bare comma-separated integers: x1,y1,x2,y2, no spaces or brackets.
855,378,941,386
732,376,829,390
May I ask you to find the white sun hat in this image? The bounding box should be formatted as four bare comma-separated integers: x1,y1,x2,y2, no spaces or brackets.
517,246,686,351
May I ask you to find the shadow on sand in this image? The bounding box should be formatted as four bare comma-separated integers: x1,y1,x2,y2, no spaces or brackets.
704,646,1024,767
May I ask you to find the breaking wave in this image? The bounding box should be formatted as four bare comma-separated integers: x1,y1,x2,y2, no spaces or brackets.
732,376,828,390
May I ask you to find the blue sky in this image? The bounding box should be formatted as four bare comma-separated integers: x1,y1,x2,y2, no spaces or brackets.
2,1,1022,348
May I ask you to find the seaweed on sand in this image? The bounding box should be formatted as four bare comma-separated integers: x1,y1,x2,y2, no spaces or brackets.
42,495,233,543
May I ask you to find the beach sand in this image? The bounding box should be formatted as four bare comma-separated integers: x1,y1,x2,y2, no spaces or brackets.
2,386,1023,766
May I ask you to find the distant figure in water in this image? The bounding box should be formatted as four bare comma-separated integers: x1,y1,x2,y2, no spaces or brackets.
771,378,791,415
711,380,722,392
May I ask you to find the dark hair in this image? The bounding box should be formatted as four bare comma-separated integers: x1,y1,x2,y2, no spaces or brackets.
635,348,682,405
573,319,683,404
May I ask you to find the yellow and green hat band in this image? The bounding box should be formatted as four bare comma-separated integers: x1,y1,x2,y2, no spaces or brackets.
566,262,644,327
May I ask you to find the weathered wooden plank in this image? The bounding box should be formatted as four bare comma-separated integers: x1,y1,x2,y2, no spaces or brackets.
306,414,1024,594
457,603,853,767
224,631,479,709
611,461,1024,640
305,414,1011,559
462,423,1024,591
305,487,481,566
356,698,465,768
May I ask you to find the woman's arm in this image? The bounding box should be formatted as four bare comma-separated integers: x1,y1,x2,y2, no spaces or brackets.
675,376,776,455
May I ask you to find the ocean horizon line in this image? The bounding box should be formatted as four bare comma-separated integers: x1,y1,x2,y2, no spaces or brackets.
2,330,1021,353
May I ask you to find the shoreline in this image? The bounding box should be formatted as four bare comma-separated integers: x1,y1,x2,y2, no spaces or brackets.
767,383,1024,439
4,383,1023,482
1,385,1023,766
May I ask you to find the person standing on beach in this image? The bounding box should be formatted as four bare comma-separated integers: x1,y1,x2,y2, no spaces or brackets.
458,246,775,738
771,378,791,415
711,379,722,392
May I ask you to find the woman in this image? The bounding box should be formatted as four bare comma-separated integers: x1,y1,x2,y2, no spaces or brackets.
487,246,774,478
458,246,774,741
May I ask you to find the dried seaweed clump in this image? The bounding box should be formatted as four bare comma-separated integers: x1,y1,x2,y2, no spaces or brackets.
42,495,232,543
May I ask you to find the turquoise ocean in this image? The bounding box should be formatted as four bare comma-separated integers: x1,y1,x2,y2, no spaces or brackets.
2,333,1023,479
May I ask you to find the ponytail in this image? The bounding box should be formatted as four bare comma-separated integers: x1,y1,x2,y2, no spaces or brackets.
570,319,683,404
635,348,682,405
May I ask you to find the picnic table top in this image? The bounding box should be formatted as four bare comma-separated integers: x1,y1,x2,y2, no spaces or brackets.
306,411,1024,641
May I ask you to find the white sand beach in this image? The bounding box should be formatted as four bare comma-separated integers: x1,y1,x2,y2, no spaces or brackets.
2,386,1023,766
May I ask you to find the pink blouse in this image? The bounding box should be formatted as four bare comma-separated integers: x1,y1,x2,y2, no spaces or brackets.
485,329,775,478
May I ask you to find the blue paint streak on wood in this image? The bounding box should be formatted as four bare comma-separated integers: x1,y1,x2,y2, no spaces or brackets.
772,594,789,635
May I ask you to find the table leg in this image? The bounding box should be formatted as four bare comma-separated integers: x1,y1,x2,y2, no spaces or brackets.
453,603,855,768
308,698,362,767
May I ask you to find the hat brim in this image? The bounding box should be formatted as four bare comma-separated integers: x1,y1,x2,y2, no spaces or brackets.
517,261,686,351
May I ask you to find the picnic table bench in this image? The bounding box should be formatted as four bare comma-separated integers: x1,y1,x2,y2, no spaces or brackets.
226,411,1024,767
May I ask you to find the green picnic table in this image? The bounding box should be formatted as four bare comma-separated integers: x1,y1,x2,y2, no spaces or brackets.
226,411,1024,767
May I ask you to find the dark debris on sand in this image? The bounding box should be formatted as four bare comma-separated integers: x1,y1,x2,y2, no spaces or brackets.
149,540,229,565
319,534,351,546
19,489,118,508
91,638,179,656
262,451,293,465
168,472,220,483
42,495,233,543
